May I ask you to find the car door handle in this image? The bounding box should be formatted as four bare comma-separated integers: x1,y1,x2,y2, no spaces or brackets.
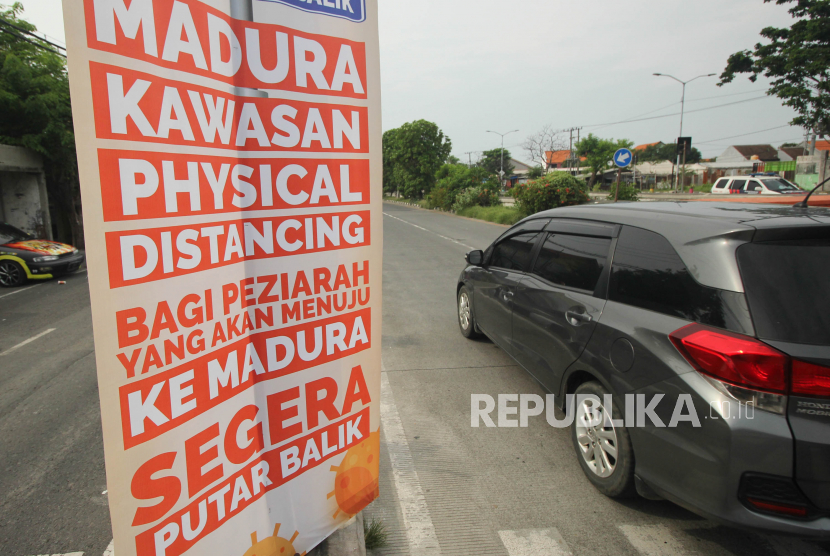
566,310,592,326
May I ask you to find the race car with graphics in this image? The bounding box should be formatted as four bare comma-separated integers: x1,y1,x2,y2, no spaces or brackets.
0,223,85,287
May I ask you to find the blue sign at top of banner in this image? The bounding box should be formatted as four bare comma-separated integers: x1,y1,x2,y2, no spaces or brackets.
257,0,366,22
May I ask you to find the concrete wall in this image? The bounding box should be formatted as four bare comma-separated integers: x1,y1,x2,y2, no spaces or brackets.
795,152,830,190
0,145,51,239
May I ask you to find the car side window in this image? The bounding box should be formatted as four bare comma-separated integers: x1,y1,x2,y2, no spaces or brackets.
713,179,728,190
533,234,612,292
729,179,746,191
747,180,763,192
610,226,732,328
489,233,541,272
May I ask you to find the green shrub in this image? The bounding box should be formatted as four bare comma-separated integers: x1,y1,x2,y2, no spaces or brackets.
512,173,590,215
607,183,639,201
452,186,500,211
456,206,524,225
364,517,388,550
426,186,454,210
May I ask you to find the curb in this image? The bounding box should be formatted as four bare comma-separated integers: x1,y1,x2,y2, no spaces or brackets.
307,512,366,556
382,199,512,228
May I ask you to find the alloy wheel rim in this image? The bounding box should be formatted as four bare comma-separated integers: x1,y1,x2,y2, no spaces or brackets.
458,293,471,330
0,262,20,287
575,397,619,478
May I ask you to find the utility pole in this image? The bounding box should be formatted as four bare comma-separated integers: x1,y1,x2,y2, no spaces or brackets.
654,72,716,191
464,152,474,169
568,129,573,173
486,130,519,188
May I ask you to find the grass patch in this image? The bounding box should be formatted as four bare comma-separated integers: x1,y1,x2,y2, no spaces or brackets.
364,517,388,550
456,205,524,225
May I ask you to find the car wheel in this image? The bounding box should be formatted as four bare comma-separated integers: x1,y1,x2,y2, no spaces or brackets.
571,381,636,498
457,285,482,339
0,260,27,287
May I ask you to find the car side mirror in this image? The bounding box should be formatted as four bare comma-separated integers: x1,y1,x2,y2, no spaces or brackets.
466,250,484,266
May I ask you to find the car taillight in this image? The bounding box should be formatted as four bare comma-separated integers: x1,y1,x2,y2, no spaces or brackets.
669,324,788,394
791,360,830,398
745,497,809,518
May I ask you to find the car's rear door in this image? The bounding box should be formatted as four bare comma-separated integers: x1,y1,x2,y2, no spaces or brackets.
729,179,747,194
737,235,830,513
511,220,616,392
473,220,547,350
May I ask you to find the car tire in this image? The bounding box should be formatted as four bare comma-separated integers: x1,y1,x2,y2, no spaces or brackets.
571,381,636,498
0,260,27,288
457,285,482,339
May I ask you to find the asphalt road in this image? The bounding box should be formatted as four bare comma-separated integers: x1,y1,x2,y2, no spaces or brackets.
0,270,112,556
2,204,829,556
365,202,830,556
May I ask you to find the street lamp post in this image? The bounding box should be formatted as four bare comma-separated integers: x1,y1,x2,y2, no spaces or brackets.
653,73,715,191
486,129,519,188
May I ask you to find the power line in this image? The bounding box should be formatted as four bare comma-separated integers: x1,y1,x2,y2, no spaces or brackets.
583,96,769,129
696,125,796,145
0,18,66,52
684,90,765,103
591,101,681,132
0,26,66,57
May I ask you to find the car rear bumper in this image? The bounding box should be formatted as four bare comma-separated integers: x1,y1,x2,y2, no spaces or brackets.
630,373,830,539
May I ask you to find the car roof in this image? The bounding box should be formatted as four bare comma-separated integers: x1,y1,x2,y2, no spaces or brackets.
520,202,830,293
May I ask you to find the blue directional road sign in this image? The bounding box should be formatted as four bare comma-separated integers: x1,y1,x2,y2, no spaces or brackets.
614,148,633,168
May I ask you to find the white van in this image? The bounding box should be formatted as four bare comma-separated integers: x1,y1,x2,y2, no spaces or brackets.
711,174,805,195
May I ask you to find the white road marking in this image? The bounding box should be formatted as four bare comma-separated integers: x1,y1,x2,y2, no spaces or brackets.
380,369,442,555
619,524,690,556
766,535,828,556
383,212,476,250
499,528,573,556
0,328,56,357
0,284,40,300
102,540,115,556
25,553,84,556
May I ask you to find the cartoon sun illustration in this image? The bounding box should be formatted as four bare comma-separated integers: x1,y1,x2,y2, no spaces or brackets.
242,523,305,556
328,431,380,518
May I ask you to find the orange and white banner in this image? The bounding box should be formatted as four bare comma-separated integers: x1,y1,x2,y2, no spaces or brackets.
62,0,381,554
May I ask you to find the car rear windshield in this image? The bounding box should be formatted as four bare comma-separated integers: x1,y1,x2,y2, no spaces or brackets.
738,239,830,345
0,223,31,245
761,179,801,192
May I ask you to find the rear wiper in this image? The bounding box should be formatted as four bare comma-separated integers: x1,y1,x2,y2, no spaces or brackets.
793,176,830,208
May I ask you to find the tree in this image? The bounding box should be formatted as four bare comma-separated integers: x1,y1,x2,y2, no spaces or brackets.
522,124,568,169
0,3,82,245
576,134,633,186
719,0,830,136
382,120,452,199
637,143,702,164
479,148,514,180
446,155,462,165
527,166,544,179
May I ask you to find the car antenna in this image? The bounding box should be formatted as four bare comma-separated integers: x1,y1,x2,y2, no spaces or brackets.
794,176,830,209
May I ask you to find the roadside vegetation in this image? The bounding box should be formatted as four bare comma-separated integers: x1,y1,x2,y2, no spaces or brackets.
455,205,524,225
0,3,82,246
363,517,388,550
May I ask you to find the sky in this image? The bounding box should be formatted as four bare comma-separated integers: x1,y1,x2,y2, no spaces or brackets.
12,0,806,161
